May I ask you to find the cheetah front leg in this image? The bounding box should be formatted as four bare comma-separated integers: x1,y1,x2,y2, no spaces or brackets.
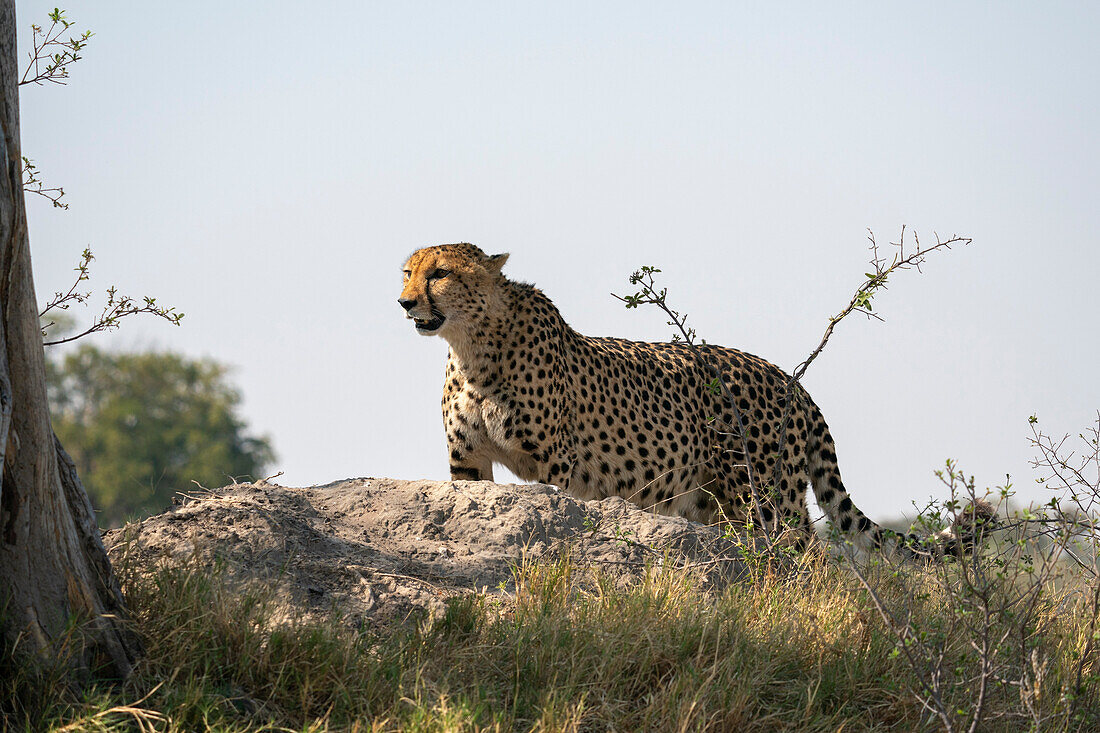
445,416,494,482
443,392,495,482
537,439,578,493
448,444,493,481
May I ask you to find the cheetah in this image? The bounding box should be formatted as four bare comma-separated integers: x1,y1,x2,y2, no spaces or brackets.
399,243,991,553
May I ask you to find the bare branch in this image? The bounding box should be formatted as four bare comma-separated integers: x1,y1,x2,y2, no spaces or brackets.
40,249,185,346
770,228,969,494
21,156,67,209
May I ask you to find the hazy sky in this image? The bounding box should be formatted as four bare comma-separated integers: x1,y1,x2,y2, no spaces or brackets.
16,1,1100,520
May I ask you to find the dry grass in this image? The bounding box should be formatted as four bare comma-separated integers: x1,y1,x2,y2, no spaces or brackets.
3,538,1099,732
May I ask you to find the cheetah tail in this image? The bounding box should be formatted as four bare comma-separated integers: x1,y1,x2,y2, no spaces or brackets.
804,412,995,559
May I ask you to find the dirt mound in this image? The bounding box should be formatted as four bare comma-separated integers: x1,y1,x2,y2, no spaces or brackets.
105,478,747,629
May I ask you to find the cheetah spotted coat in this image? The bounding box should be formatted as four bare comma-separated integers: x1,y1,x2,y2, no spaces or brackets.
399,243,986,551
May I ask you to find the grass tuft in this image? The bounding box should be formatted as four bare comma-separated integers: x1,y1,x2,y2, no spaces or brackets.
3,542,1098,731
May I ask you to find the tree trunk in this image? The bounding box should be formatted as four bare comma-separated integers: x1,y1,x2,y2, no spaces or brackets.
0,1,140,678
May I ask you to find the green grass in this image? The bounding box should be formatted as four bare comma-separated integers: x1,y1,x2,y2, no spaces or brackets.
3,544,1099,732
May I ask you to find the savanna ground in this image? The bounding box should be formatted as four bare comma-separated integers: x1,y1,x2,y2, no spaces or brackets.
3,474,1099,733
7,237,1100,731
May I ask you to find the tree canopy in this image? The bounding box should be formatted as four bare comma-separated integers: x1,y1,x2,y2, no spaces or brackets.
47,345,275,525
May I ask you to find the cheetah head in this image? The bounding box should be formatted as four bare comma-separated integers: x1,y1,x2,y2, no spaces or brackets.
398,243,509,338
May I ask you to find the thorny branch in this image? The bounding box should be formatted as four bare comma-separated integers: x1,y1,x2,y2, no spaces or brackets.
771,227,970,498
845,559,957,732
1027,414,1100,728
853,425,1100,731
613,270,772,537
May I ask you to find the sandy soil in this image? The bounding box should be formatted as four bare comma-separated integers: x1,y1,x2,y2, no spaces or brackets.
104,477,748,630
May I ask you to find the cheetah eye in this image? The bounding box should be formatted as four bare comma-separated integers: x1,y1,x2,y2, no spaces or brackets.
429,269,451,280
402,270,411,280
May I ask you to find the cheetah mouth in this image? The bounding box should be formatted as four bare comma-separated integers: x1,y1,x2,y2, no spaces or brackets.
413,313,446,333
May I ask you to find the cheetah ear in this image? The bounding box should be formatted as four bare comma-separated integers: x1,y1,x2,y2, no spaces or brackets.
485,252,509,273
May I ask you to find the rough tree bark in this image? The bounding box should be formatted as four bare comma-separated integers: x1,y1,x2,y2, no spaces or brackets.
0,1,140,678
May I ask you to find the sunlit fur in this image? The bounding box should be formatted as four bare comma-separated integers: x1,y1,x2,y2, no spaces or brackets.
399,243,992,554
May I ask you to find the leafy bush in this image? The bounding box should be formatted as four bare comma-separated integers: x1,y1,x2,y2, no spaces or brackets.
48,345,275,525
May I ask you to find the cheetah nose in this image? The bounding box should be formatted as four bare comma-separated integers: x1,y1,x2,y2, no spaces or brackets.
398,297,417,312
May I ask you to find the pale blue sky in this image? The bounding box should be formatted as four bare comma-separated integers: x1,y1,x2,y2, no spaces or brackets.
17,1,1100,519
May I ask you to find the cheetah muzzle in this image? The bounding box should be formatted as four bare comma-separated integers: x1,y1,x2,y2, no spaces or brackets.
413,312,445,333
